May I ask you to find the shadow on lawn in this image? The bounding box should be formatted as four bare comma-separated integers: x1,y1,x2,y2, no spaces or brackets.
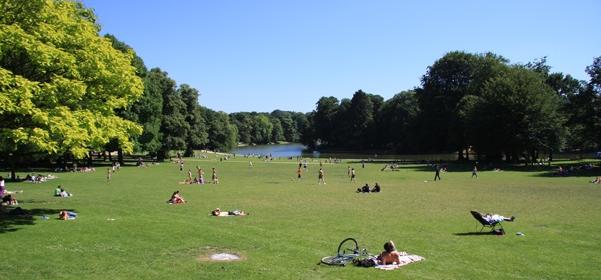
453,231,495,236
0,207,74,234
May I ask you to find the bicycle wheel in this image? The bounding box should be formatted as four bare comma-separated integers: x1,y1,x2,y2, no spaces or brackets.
320,255,356,266
337,238,359,256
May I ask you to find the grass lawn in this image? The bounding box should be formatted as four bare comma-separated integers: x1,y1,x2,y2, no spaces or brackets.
2,155,601,279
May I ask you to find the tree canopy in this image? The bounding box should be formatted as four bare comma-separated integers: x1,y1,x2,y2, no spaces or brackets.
0,0,143,164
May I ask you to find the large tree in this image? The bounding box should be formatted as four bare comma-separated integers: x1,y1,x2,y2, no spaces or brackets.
375,90,419,152
416,51,507,157
346,90,374,149
0,0,143,175
312,97,340,146
179,84,208,156
470,66,566,162
157,69,188,160
204,108,237,152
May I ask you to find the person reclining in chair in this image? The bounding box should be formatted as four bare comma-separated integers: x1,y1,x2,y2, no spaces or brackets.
482,213,515,223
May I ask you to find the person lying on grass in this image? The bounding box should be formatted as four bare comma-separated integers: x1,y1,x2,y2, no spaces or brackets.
58,210,77,220
210,208,248,216
356,184,370,193
168,191,186,204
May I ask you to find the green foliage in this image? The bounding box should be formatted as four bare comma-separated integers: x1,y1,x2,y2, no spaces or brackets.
204,108,237,151
416,51,508,154
157,69,188,159
346,90,374,148
0,0,143,161
270,117,284,143
375,91,419,152
179,84,208,156
471,66,566,161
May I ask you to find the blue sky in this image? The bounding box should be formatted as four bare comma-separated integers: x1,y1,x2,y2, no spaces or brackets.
82,0,601,113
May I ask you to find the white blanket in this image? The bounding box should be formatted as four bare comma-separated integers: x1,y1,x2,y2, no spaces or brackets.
374,255,425,270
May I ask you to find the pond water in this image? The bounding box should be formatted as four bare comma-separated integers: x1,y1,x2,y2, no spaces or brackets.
232,143,458,160
232,143,307,158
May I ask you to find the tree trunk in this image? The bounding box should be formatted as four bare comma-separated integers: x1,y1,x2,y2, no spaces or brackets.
184,146,194,157
87,151,93,167
457,148,465,161
117,149,124,165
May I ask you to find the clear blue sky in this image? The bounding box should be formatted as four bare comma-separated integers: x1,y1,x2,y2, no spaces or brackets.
82,0,601,113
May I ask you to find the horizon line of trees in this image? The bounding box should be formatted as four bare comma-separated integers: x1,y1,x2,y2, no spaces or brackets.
301,52,601,163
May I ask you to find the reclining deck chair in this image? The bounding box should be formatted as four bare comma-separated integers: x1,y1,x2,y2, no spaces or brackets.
470,210,504,232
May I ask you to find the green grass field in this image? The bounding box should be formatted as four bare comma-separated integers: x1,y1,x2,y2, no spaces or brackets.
2,155,601,279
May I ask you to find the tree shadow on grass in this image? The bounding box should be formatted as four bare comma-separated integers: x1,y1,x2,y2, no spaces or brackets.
0,207,74,234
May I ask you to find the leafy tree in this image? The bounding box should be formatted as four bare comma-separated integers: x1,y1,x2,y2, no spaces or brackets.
157,69,188,160
204,108,237,151
416,51,507,156
252,114,273,144
179,84,208,156
375,90,419,152
128,69,166,156
313,97,340,146
346,90,374,148
270,117,284,143
471,66,566,162
0,0,143,175
575,57,601,150
104,34,147,78
230,112,254,144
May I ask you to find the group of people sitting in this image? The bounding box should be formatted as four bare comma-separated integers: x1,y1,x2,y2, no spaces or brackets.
555,166,572,176
25,174,56,183
356,183,381,193
54,185,72,197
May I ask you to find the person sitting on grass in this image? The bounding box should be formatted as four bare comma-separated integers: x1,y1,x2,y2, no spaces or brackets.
58,210,77,220
377,241,406,265
210,208,248,216
483,213,515,223
54,186,61,197
168,191,186,204
353,240,406,267
371,182,381,193
54,185,72,197
1,194,18,206
590,177,601,184
356,184,370,193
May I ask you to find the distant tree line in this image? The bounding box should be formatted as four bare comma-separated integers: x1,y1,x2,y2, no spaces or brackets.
301,52,601,162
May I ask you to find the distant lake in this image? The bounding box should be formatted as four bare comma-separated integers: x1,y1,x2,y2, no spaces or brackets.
232,143,460,160
232,143,307,158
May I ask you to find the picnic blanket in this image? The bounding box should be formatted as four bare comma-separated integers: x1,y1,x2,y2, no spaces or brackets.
374,254,424,270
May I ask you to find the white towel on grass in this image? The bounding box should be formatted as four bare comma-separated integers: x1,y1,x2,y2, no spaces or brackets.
374,255,425,270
